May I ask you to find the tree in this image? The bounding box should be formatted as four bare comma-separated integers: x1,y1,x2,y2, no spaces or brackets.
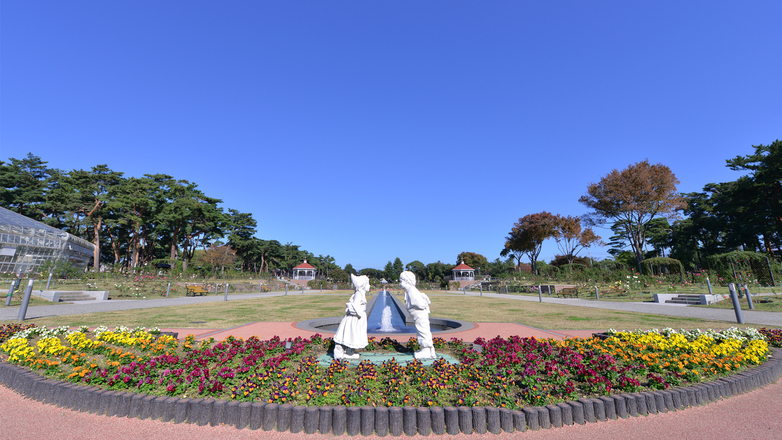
344,263,356,275
579,160,686,272
484,257,516,278
725,140,782,255
549,254,591,267
106,176,156,268
68,165,124,269
313,254,337,278
456,252,488,273
156,180,226,272
359,268,384,280
201,244,236,273
383,258,404,282
383,261,394,281
226,209,258,271
552,215,602,266
0,153,53,219
330,268,349,283
249,239,283,274
645,218,673,258
405,260,426,279
392,257,404,280
423,261,455,283
500,212,558,275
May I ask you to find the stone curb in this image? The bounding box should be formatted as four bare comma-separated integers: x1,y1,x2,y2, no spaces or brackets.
0,347,780,435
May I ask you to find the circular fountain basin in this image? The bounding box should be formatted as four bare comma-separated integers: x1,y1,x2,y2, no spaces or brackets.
296,290,473,336
296,316,473,336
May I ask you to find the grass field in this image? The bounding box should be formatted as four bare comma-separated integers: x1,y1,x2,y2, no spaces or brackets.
1,291,772,331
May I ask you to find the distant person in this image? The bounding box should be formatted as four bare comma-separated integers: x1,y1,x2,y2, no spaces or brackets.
333,274,369,360
399,270,437,359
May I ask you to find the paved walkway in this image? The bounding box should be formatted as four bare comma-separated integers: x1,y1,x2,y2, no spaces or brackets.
1,319,781,439
3,290,780,326
158,321,600,344
3,377,780,440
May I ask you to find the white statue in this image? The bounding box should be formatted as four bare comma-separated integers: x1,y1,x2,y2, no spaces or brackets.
399,271,436,359
333,274,369,360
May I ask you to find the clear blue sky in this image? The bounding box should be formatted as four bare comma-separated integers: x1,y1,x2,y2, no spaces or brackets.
2,1,780,270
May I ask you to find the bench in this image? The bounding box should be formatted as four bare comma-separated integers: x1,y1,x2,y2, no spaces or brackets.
557,287,579,298
186,285,210,296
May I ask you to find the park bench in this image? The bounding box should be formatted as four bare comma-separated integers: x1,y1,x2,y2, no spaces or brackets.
558,287,579,298
186,285,210,296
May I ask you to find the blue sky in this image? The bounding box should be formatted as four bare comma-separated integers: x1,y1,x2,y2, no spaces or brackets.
2,1,780,270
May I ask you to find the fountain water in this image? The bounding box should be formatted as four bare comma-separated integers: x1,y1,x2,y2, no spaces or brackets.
379,305,395,332
369,288,415,333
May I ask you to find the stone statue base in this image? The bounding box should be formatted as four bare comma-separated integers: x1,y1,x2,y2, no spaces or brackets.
414,347,437,360
333,344,360,360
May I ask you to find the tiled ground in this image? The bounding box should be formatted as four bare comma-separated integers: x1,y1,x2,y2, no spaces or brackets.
160,321,601,343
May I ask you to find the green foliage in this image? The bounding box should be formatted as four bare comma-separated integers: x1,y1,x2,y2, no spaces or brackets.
579,160,686,271
501,212,559,275
391,258,404,281
423,261,455,283
404,260,426,279
38,260,85,280
614,251,637,272
0,153,52,220
329,268,349,284
640,257,684,280
549,255,591,268
484,257,516,278
704,251,776,286
359,268,384,280
456,252,488,271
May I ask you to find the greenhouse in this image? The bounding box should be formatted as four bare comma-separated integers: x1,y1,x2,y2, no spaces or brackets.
0,206,94,274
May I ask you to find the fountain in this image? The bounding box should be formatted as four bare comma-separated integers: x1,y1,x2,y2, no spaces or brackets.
379,306,395,332
368,288,417,333
296,287,471,335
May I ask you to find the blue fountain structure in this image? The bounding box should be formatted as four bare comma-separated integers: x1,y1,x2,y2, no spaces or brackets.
296,288,471,336
366,288,417,333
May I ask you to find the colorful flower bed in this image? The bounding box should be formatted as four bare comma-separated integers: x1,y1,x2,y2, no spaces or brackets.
0,324,777,410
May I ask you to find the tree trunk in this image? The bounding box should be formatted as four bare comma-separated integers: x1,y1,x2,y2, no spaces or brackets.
92,218,102,271
106,228,121,265
131,223,140,268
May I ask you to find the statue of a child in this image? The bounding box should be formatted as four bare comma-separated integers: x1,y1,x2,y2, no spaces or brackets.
399,271,437,359
333,274,369,360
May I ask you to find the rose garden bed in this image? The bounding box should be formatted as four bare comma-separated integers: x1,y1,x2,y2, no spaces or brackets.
1,324,781,435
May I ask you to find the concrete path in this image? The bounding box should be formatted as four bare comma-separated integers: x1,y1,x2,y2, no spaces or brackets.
463,291,782,326
3,378,780,440
157,321,600,344
1,318,780,440
2,289,780,326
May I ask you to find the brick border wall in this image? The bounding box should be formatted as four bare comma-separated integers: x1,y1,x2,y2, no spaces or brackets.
0,348,779,435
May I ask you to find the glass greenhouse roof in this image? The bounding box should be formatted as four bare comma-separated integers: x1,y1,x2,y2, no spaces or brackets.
0,206,70,239
0,206,95,273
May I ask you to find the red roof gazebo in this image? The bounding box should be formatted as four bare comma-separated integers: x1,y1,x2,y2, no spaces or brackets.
452,261,475,281
293,260,316,280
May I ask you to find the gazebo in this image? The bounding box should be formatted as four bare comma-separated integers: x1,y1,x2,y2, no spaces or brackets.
292,259,316,281
451,261,475,281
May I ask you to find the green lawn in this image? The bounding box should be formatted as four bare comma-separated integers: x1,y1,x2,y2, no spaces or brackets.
2,291,772,331
695,295,782,312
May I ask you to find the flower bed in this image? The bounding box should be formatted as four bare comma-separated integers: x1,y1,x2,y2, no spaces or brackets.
0,325,776,411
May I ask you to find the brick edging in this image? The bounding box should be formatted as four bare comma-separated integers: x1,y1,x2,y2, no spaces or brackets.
0,347,780,435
